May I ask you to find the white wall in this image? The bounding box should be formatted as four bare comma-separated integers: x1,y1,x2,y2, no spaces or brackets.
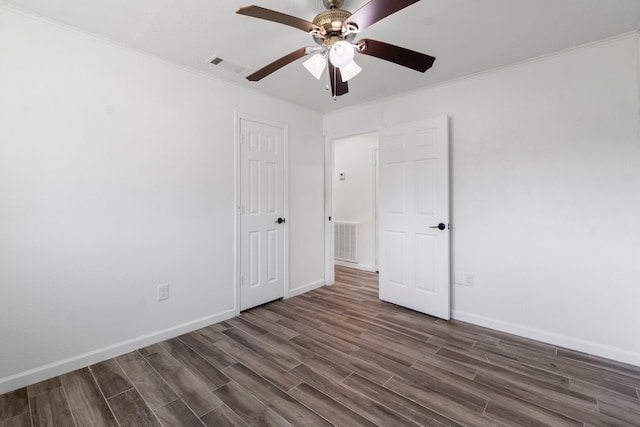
0,6,324,393
333,133,378,271
325,34,640,366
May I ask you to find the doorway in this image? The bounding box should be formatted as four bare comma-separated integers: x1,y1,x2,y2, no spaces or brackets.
325,116,450,320
330,132,379,275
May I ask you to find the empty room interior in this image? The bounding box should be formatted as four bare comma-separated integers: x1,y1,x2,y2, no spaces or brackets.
1,0,640,426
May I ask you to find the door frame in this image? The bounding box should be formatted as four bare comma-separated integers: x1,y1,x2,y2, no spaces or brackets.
234,112,290,314
323,128,379,285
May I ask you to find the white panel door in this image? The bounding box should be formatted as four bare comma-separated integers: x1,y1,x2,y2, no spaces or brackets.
379,116,450,319
240,118,286,311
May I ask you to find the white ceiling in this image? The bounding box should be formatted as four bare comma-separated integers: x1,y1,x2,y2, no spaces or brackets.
4,0,640,113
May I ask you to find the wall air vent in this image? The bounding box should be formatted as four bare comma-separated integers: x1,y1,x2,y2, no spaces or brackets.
207,56,247,75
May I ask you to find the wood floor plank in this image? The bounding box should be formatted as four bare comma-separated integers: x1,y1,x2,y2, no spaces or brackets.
475,341,640,398
350,345,489,414
214,337,302,392
384,375,508,427
411,352,478,381
115,351,178,410
558,348,640,379
160,338,231,390
224,317,268,337
286,324,360,355
274,317,317,335
223,364,331,427
288,383,377,427
317,324,419,367
484,399,582,427
360,330,439,363
0,412,31,427
485,402,584,427
200,404,248,427
107,388,161,427
437,346,579,392
155,399,205,427
177,332,238,370
248,306,285,323
256,332,353,384
263,304,325,330
452,341,573,387
194,325,231,344
287,334,392,386
0,388,28,420
29,386,74,427
290,364,423,427
208,322,232,333
474,371,612,426
90,359,133,398
143,347,222,417
341,373,460,427
240,311,299,340
344,315,431,347
27,378,62,399
214,382,292,427
597,400,640,426
222,327,300,372
344,310,433,341
60,368,118,427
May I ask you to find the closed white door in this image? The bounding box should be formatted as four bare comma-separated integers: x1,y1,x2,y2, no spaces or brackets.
379,116,450,319
240,118,287,311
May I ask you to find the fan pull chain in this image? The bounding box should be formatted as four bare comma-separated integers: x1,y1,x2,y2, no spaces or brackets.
333,65,337,100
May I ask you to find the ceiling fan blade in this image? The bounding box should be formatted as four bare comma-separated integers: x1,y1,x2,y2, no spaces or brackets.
345,0,420,32
328,62,349,96
236,5,319,33
246,48,308,81
358,39,435,72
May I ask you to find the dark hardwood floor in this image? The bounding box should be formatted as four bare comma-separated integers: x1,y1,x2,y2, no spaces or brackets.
2,266,640,426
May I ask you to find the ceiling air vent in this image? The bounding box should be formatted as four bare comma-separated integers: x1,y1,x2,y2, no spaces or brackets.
207,56,247,75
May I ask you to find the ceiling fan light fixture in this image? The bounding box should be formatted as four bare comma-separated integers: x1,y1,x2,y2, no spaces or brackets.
303,52,327,80
339,60,361,82
329,40,355,68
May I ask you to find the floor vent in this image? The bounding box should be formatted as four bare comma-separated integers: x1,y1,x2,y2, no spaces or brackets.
335,222,357,263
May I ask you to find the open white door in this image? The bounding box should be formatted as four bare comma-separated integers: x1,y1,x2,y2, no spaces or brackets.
239,118,287,311
379,116,450,319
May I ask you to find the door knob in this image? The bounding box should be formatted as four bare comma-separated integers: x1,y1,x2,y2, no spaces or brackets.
276,218,286,224
429,223,446,230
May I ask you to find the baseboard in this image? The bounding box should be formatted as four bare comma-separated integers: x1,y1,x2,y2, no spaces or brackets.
288,279,325,298
452,310,640,368
0,309,237,395
334,260,376,272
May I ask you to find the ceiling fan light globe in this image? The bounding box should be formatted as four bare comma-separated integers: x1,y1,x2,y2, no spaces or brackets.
303,53,327,80
329,40,355,68
340,60,361,82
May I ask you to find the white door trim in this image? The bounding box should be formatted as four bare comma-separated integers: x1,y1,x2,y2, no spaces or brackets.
234,112,289,314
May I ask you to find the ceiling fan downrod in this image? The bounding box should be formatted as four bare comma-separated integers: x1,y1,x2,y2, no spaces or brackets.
323,0,344,10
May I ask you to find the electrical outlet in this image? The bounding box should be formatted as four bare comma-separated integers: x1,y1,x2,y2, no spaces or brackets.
157,284,169,301
455,272,474,287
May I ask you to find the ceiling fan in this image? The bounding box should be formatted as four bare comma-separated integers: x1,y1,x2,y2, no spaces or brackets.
236,0,435,98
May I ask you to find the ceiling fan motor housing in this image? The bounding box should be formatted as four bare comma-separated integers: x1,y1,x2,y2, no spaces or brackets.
312,9,355,45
